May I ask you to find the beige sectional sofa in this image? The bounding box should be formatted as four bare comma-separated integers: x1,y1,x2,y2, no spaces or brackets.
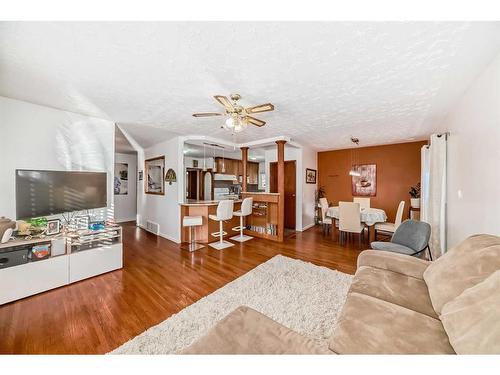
182,234,500,354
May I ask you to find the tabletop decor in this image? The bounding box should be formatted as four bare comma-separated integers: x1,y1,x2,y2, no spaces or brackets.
409,182,421,208
351,164,377,197
46,219,62,235
145,156,165,195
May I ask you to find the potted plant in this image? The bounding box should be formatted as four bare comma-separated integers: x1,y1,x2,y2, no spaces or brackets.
409,182,421,208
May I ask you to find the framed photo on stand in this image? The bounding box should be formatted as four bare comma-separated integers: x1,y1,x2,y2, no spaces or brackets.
46,219,61,236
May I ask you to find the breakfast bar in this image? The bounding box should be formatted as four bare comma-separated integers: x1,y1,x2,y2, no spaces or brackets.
179,200,242,244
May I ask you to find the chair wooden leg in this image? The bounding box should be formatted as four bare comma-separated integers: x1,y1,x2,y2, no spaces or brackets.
358,232,361,249
427,246,433,261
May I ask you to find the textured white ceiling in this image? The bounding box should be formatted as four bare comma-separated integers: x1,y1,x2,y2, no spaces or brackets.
1,22,499,150
115,126,137,154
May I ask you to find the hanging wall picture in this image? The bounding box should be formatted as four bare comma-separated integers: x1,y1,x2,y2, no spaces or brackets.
114,163,128,195
145,156,165,195
351,164,377,196
305,168,317,184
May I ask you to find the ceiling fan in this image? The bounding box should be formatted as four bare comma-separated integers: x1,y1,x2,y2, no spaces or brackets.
192,93,274,133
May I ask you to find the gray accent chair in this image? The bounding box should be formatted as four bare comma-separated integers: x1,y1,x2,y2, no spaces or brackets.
371,219,432,260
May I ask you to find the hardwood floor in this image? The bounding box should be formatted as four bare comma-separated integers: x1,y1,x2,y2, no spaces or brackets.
0,223,364,354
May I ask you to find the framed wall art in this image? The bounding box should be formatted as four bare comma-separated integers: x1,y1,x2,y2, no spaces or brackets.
306,168,317,184
145,156,165,195
114,163,128,195
351,164,377,196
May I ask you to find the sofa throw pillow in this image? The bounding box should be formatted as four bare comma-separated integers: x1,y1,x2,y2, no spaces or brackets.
423,234,500,314
440,270,500,354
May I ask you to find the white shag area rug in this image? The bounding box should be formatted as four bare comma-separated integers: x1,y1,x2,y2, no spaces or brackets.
111,255,353,354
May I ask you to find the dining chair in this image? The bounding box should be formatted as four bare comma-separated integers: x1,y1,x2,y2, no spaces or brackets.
319,197,332,235
371,219,432,260
353,197,370,209
374,200,405,240
339,201,364,248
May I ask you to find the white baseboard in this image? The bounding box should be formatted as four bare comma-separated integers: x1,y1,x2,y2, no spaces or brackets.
136,224,181,244
115,217,137,223
159,232,181,244
300,223,316,232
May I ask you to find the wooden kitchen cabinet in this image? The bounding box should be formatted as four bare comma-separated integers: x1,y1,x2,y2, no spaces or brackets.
213,158,258,184
248,162,259,184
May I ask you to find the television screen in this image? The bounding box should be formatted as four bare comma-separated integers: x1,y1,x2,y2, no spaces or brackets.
16,169,108,219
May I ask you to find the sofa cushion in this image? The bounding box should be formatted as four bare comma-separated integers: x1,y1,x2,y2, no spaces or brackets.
329,292,454,354
423,234,500,314
357,249,430,279
440,270,500,354
180,306,331,354
350,266,438,318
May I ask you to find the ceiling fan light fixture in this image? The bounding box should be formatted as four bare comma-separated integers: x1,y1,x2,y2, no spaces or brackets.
224,116,236,129
233,118,247,133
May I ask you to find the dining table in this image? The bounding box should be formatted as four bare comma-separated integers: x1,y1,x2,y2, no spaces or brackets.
326,206,388,242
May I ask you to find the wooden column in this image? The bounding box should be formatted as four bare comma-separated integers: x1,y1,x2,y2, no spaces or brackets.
241,146,249,192
276,140,286,242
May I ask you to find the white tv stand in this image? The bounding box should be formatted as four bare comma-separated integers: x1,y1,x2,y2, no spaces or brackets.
0,226,123,305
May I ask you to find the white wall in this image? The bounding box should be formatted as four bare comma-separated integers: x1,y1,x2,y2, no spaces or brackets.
301,146,318,231
114,153,137,223
137,137,183,243
0,96,115,220
444,52,500,247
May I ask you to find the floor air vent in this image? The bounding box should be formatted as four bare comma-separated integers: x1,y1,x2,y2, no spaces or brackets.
145,220,160,235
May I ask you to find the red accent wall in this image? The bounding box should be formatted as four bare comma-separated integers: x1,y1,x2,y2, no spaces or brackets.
318,141,427,222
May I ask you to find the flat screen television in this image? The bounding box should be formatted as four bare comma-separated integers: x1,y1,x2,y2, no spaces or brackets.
16,169,108,219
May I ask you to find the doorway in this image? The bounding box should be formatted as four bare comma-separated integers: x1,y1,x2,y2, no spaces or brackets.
270,160,296,230
186,169,200,199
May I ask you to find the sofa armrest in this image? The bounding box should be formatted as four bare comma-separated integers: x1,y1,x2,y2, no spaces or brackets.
357,250,430,279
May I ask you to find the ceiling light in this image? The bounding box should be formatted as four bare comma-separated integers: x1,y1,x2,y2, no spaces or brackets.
202,143,207,171
349,136,360,177
224,117,236,129
349,170,361,177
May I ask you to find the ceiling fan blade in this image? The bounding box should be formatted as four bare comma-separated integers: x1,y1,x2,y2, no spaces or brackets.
192,112,223,117
245,116,266,127
214,95,235,112
245,103,274,114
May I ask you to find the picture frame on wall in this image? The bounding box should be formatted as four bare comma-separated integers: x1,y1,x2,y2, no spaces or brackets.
114,163,128,195
145,156,165,195
306,168,317,184
351,164,377,197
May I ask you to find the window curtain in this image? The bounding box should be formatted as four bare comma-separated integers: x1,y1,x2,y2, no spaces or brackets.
421,134,447,259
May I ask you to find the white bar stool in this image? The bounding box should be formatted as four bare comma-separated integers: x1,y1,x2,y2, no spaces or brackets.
208,200,234,250
231,197,254,242
182,216,204,252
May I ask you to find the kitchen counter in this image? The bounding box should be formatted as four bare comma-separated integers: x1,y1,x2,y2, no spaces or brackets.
180,199,242,206
180,200,242,244
241,192,279,195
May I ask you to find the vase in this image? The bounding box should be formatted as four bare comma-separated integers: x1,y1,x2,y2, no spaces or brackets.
410,198,420,208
